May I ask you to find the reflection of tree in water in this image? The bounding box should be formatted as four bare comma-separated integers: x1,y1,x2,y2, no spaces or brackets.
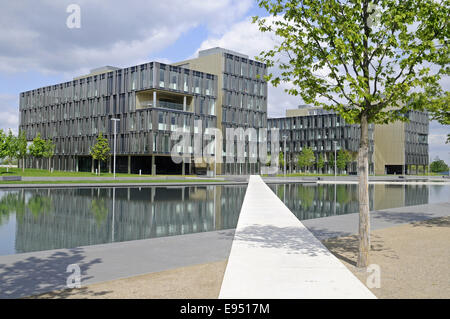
91,198,109,226
27,194,52,218
335,185,352,205
277,185,285,200
279,184,361,220
0,192,26,225
297,185,315,209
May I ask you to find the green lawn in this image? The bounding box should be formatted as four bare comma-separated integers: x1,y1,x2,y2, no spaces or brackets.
0,179,222,185
0,168,194,178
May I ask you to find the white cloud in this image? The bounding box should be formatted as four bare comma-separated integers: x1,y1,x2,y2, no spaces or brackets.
0,0,253,76
0,94,19,134
196,15,303,117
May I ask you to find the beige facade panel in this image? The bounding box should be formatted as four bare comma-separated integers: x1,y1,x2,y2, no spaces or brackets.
374,121,405,174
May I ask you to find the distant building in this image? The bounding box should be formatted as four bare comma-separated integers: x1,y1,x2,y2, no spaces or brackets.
268,105,429,175
374,110,429,174
268,106,374,174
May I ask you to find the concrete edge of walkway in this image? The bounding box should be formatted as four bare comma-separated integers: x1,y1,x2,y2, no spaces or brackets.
219,175,376,299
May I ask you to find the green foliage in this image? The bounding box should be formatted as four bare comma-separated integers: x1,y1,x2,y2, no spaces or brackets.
278,151,284,167
317,153,325,169
328,153,335,169
90,133,111,163
297,147,315,170
43,139,55,159
430,157,449,173
16,131,28,160
0,192,26,226
254,0,449,124
4,130,18,161
0,129,8,160
27,194,52,218
337,149,352,171
28,133,46,159
91,198,109,225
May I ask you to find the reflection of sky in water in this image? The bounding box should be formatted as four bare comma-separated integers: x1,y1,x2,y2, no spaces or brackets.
0,184,448,256
270,184,449,221
429,185,450,203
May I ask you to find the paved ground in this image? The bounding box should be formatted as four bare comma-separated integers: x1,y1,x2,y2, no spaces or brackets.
28,260,228,299
0,229,234,299
219,175,375,299
323,216,450,298
304,202,450,240
30,216,450,299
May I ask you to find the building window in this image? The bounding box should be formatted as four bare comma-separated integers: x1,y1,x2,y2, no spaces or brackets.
170,71,178,90
159,69,165,88
183,73,189,92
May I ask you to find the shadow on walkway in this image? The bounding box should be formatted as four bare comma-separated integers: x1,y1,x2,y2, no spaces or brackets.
0,248,106,299
233,224,331,257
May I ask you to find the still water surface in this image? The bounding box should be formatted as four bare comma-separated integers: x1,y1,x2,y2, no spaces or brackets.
0,184,448,255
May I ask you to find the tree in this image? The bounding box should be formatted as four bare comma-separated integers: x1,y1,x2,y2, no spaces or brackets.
254,0,448,267
90,133,111,175
28,133,46,169
278,151,285,172
317,153,325,173
16,131,28,172
43,139,55,172
0,130,7,167
430,157,449,173
337,149,352,173
3,130,18,172
298,147,315,172
328,153,335,173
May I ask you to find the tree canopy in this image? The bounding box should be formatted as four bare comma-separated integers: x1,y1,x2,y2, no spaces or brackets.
253,0,449,268
337,149,352,171
253,0,449,125
298,147,316,170
28,133,46,159
430,157,449,173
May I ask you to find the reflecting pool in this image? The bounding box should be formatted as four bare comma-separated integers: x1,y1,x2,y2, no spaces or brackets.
269,183,449,221
0,183,448,256
0,185,246,255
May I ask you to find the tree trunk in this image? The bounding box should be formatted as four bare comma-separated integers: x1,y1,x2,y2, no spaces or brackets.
98,160,101,176
22,158,25,172
357,114,370,268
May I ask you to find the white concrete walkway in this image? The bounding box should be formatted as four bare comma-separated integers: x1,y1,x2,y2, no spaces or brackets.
219,175,375,299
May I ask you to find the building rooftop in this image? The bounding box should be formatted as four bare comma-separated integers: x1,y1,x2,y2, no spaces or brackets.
74,65,120,80
198,47,249,59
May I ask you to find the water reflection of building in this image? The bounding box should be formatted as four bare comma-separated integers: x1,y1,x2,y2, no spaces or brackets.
270,184,369,220
271,183,430,221
12,186,245,254
373,184,429,210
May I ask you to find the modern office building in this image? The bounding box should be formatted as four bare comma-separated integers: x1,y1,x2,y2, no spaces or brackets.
19,61,219,174
173,47,268,174
18,46,427,176
268,105,429,175
19,47,268,175
268,106,375,174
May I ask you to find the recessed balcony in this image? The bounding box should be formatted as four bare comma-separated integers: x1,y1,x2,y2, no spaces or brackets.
136,89,193,112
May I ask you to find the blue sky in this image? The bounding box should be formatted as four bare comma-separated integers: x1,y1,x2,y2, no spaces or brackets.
0,0,448,163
